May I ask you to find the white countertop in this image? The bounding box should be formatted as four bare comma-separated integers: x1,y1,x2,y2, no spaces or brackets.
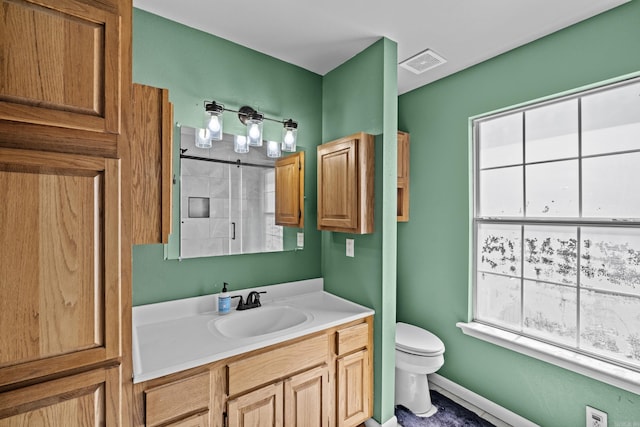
132,278,374,383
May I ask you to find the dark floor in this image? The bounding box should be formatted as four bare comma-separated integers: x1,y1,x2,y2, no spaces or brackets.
395,390,496,427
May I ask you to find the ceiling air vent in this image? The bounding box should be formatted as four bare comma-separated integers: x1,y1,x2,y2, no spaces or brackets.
399,49,447,74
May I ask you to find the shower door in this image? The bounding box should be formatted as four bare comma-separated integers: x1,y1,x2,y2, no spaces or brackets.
181,156,282,258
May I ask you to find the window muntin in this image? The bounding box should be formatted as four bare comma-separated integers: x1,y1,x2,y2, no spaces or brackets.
473,76,640,371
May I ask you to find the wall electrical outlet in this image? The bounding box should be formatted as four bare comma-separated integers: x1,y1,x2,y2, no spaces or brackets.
297,232,304,248
346,239,354,257
586,406,607,427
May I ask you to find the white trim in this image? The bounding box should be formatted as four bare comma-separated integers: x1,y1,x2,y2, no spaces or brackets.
457,322,640,396
429,373,540,427
364,416,398,427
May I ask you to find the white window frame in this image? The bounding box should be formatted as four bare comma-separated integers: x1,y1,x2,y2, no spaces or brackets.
459,71,640,395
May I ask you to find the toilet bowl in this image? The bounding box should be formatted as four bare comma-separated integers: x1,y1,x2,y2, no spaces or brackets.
395,322,445,417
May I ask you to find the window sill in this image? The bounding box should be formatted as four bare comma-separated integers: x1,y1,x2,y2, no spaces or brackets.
457,321,640,395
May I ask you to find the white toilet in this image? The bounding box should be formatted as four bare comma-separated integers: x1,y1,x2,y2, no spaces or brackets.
395,322,445,417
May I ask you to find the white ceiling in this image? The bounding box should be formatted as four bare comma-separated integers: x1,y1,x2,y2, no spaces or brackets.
133,0,629,94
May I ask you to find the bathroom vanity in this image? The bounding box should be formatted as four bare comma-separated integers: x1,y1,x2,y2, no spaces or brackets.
132,279,374,427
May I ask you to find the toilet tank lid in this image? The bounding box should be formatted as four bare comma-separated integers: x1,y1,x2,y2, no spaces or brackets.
396,322,445,355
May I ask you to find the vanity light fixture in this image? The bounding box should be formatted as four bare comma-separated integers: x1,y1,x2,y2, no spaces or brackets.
234,135,249,154
266,140,281,158
205,101,224,141
203,100,299,156
195,128,212,149
281,119,298,152
239,106,264,147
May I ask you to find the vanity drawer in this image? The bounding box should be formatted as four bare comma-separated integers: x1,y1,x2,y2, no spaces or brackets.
145,372,210,427
227,334,328,396
336,323,369,356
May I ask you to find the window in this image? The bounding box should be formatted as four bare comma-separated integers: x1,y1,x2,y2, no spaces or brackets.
472,76,640,372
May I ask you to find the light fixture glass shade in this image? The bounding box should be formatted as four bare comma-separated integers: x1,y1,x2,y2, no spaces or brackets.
266,140,282,158
206,113,223,140
246,113,263,147
195,128,212,148
234,135,249,153
204,102,224,141
281,119,298,152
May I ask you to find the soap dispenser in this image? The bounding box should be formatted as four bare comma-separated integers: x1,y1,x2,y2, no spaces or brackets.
218,282,231,314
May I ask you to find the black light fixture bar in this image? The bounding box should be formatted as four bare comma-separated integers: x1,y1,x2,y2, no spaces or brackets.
204,101,295,127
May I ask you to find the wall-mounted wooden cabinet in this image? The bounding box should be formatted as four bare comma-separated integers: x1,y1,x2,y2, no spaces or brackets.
397,131,410,222
317,132,375,234
275,151,305,228
132,83,174,244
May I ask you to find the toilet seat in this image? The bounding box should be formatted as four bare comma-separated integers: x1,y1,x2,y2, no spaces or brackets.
396,322,445,357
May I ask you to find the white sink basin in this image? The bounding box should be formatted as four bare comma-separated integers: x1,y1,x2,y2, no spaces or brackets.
210,305,312,338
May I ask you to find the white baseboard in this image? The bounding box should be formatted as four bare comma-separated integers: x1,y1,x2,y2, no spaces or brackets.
364,415,398,427
429,373,540,427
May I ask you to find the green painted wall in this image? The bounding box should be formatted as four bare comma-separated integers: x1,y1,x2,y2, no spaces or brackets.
132,9,323,305
321,38,398,424
397,2,640,425
133,12,399,423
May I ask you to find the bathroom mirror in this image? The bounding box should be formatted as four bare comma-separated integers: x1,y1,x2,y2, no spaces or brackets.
179,126,303,259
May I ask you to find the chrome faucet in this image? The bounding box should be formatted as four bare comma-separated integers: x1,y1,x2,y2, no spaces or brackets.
232,291,266,310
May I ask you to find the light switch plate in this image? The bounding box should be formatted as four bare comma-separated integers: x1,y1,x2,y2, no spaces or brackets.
297,232,304,248
346,239,354,257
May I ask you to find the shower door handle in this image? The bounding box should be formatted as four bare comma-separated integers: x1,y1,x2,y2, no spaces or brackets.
231,222,236,240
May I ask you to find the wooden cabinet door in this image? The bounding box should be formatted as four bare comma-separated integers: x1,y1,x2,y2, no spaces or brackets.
317,137,357,231
0,366,120,427
0,148,121,388
336,350,371,427
284,365,329,427
227,382,283,427
0,0,121,135
317,132,374,234
132,83,174,244
275,151,304,228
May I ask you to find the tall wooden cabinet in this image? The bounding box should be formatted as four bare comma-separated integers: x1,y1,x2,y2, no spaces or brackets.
0,0,132,425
